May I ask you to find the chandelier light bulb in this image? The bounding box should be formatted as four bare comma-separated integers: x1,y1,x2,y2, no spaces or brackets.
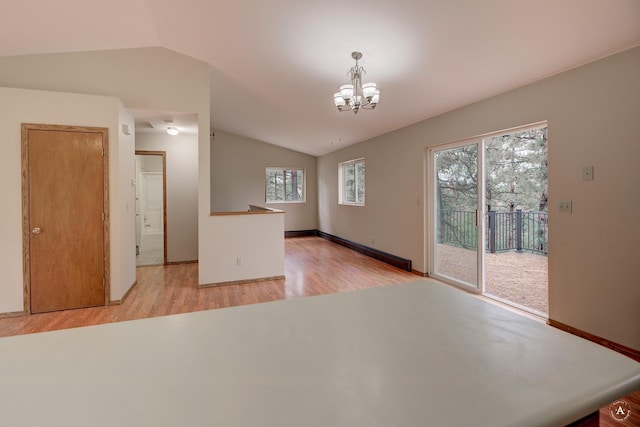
340,84,354,101
334,92,346,109
362,82,377,100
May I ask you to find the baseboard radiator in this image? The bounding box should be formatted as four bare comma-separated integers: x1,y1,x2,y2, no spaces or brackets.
285,230,412,272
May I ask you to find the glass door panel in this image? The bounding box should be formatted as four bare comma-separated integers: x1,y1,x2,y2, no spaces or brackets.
482,126,548,315
433,143,480,290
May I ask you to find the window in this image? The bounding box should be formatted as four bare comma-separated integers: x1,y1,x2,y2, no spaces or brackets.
339,158,365,205
265,168,305,203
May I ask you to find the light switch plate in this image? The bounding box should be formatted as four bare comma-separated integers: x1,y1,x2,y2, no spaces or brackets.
559,200,572,213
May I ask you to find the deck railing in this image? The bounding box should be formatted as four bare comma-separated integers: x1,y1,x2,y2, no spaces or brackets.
438,209,548,255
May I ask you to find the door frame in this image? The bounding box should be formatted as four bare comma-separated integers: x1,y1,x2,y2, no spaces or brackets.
425,121,548,312
21,123,110,315
135,150,167,265
427,139,486,294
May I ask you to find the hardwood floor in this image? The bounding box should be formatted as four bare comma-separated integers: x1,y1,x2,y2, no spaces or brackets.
600,389,640,427
0,236,418,337
0,236,637,425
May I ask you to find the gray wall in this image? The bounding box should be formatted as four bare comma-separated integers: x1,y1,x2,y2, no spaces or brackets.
318,47,640,351
136,131,199,263
211,129,318,231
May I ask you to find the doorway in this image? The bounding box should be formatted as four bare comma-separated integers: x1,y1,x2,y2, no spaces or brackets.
22,124,109,314
135,151,167,266
428,123,548,316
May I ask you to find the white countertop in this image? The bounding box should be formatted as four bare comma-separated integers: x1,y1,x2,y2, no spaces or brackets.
0,280,638,426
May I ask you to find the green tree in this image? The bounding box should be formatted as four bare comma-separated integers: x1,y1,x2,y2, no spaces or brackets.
436,144,478,212
435,127,548,250
485,127,547,212
436,127,547,213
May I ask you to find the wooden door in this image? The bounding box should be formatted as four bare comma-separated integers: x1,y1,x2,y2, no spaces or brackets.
22,124,109,314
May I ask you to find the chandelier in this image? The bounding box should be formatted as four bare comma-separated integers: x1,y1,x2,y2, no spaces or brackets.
333,51,380,114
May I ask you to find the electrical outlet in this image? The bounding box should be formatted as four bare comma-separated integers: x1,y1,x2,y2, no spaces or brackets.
582,166,594,181
236,257,242,266
559,200,572,213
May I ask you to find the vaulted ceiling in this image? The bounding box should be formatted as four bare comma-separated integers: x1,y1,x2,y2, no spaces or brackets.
2,0,639,155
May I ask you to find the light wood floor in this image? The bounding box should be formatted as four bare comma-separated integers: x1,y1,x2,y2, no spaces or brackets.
600,390,640,427
0,236,637,424
0,236,418,337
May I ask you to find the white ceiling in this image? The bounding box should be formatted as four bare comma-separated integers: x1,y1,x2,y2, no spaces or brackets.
131,109,199,135
2,0,639,156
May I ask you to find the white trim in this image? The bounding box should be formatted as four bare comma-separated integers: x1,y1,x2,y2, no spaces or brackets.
428,121,548,151
265,167,306,204
338,158,365,206
428,140,482,293
426,121,549,311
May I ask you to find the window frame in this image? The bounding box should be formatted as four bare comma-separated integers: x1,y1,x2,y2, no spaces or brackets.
338,158,365,206
265,167,306,204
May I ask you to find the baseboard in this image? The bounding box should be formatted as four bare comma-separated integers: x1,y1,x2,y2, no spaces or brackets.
285,230,317,238
0,310,25,319
198,275,285,288
166,259,198,265
548,319,640,363
286,229,414,272
109,280,138,305
315,230,412,272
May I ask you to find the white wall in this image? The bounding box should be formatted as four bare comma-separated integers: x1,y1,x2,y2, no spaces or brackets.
211,129,318,231
202,213,285,284
0,46,211,286
0,87,135,311
318,47,640,351
136,131,199,262
114,104,137,301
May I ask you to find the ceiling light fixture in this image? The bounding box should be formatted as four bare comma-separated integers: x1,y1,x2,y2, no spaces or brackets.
333,51,380,114
166,127,179,136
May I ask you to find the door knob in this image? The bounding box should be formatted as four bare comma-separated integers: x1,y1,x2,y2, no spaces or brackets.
32,227,42,235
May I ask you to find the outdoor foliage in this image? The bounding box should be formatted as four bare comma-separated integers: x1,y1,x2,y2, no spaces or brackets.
342,160,365,204
485,127,548,212
436,145,478,212
436,127,548,253
436,127,548,213
266,169,304,202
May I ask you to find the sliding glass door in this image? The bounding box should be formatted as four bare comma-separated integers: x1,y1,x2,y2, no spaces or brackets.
428,124,548,315
431,141,483,291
